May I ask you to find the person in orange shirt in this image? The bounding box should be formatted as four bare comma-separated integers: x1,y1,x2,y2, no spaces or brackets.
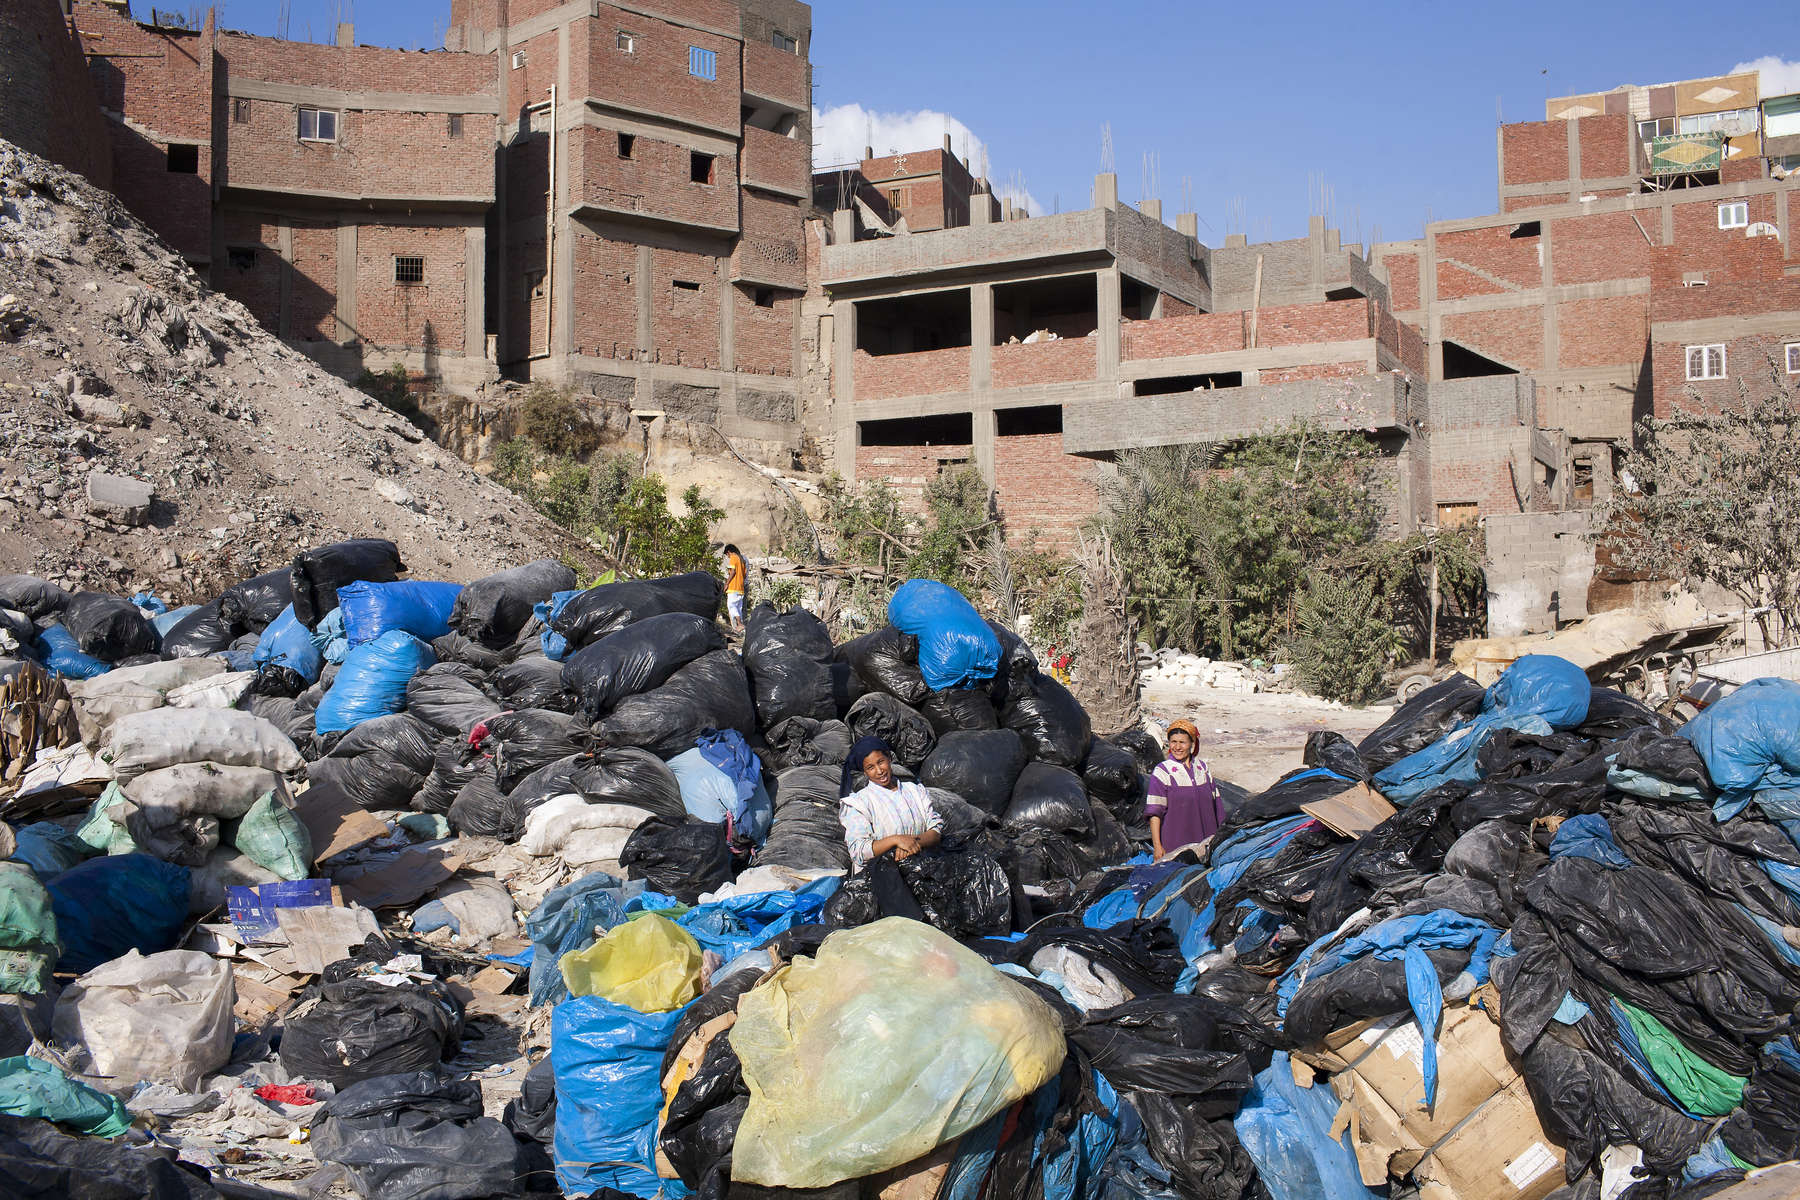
722,543,747,631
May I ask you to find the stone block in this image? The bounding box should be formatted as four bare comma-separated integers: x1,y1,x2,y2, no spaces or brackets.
85,471,153,526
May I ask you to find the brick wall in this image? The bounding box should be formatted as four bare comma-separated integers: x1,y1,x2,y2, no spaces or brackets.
571,231,637,359
853,347,971,401
0,0,111,187
856,441,970,508
1377,309,1428,374
1260,360,1367,383
356,223,468,354
1382,250,1421,311
506,27,559,116
1556,295,1646,369
1159,296,1198,318
577,125,738,230
991,337,1097,389
587,4,741,131
1121,310,1245,358
1501,121,1569,187
1428,428,1525,516
993,431,1098,549
1550,210,1651,285
224,100,492,202
1436,225,1543,296
742,125,809,196
742,39,807,111
734,287,794,375
1443,305,1544,371
217,210,283,329
223,31,493,93
1575,115,1630,179
735,187,804,289
650,247,723,369
289,222,338,342
1257,297,1370,346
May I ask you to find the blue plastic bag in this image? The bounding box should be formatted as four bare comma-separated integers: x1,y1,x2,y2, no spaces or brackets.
313,630,436,735
33,625,110,680
525,871,634,1007
668,748,745,826
552,995,692,1198
1375,654,1589,803
9,823,92,882
130,592,168,616
888,579,1001,690
1234,1052,1382,1200
252,605,323,683
1679,677,1800,818
673,880,837,961
47,854,190,974
339,580,463,647
537,590,583,661
150,605,199,636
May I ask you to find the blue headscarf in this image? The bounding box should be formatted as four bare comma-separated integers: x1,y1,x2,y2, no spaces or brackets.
841,735,895,799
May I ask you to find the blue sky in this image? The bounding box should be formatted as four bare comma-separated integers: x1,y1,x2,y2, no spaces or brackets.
202,0,1798,247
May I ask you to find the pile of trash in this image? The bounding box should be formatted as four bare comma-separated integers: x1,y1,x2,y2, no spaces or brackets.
1139,646,1283,695
0,547,1795,1200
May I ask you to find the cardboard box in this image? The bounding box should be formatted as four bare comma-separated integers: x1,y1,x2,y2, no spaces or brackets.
1321,1003,1565,1200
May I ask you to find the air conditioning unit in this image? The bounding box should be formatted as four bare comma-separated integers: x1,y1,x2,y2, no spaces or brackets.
511,50,527,69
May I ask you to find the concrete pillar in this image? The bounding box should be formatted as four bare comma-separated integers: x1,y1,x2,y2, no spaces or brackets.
1175,213,1198,238
1225,233,1247,248
718,257,734,375
335,222,357,346
1308,215,1325,289
464,223,484,360
1567,118,1582,202
634,244,653,355
969,189,993,225
1093,173,1118,209
1540,221,1558,377
553,22,574,362
831,207,853,244
1097,267,1121,380
335,22,354,46
970,282,993,391
832,298,858,479
972,407,996,486
1142,198,1162,223
276,220,293,342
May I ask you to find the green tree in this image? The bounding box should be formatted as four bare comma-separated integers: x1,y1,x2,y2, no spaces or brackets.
518,382,601,458
1290,571,1403,704
610,476,724,577
909,466,992,596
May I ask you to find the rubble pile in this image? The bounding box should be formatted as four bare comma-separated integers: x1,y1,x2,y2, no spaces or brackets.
0,139,583,598
0,541,1795,1200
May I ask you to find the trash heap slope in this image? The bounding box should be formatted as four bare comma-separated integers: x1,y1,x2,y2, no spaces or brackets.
0,139,585,598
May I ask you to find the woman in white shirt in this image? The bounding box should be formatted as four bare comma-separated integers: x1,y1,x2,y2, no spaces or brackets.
838,735,942,868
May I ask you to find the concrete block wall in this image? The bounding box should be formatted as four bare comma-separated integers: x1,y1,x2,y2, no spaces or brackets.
1484,510,1595,636
0,0,112,188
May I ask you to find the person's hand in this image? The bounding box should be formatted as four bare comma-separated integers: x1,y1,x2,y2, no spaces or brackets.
1151,845,1165,863
892,836,922,861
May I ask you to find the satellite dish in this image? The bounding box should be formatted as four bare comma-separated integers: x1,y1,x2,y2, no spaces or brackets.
1746,221,1781,240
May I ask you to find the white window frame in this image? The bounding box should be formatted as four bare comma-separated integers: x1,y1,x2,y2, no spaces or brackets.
617,30,636,53
1686,343,1726,381
688,45,716,80
1718,201,1749,230
298,107,338,143
1786,342,1800,375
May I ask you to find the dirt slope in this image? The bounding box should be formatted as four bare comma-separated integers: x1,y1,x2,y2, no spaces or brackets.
0,140,589,600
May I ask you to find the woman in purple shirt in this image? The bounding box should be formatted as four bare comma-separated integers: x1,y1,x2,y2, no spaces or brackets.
1146,719,1225,860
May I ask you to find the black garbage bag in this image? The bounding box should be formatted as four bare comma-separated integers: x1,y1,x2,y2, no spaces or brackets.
1284,948,1473,1048
918,729,1027,815
1112,728,1164,773
159,600,236,658
450,559,578,649
1306,788,1464,937
1082,738,1144,809
743,604,836,728
310,1068,519,1200
837,625,930,706
1578,687,1678,739
564,613,725,719
248,694,317,745
658,1031,748,1195
1005,761,1094,835
1720,1038,1800,1166
1078,803,1134,869
414,741,481,816
927,786,998,844
0,1111,224,1199
1441,818,1541,922
897,847,1013,938
497,748,688,837
593,649,755,760
503,1055,557,1146
755,800,850,871
761,716,852,773
216,569,294,632
1609,803,1800,926
1213,764,1361,843
825,660,867,721
491,656,571,712
1002,827,1089,892
476,709,585,791
290,539,405,628
308,714,441,811
919,686,999,735
1452,735,1611,831
447,762,509,837
1068,997,1257,1099
1519,1033,1707,1179
62,592,159,661
984,619,1039,708
430,631,512,673
1610,730,1715,793
1355,672,1486,772
620,819,736,903
551,572,722,651
0,576,69,622
1302,730,1370,781
999,923,1189,997
1001,671,1092,768
843,692,935,769
405,664,498,737
280,971,464,1089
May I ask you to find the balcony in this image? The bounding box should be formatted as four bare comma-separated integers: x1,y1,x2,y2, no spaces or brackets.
741,125,809,197
1063,372,1407,455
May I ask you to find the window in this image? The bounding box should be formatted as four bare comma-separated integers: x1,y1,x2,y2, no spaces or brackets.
688,45,716,80
231,98,251,124
617,132,635,159
1679,107,1758,137
1509,220,1540,239
772,30,797,53
511,50,526,69
887,186,910,207
227,246,257,270
672,279,701,292
298,107,338,142
394,256,424,285
165,144,198,174
446,113,463,139
617,30,636,53
752,287,775,308
689,151,715,184
524,269,545,299
1718,201,1749,229
1637,116,1674,142
1686,343,1726,381
1787,343,1800,375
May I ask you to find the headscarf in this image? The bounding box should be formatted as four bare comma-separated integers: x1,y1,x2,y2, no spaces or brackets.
841,734,895,798
1166,719,1200,759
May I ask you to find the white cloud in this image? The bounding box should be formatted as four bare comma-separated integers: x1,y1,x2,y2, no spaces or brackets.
1728,56,1800,98
812,102,1045,216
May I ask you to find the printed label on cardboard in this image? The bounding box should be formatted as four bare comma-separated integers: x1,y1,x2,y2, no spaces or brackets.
1504,1142,1558,1191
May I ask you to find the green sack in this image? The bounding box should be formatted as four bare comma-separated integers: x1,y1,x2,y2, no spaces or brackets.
73,785,139,856
0,862,57,954
0,1055,131,1137
0,951,54,996
229,792,314,882
1617,1000,1747,1116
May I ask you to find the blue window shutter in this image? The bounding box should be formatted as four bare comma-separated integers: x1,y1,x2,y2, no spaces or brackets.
689,46,716,80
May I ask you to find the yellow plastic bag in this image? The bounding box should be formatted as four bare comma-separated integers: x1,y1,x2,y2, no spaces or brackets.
560,913,701,1013
728,917,1066,1188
